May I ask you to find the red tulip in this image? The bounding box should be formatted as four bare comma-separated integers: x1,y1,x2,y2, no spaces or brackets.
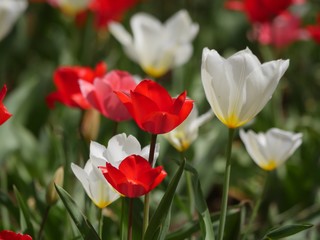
46,62,107,109
115,80,193,134
307,15,320,44
251,11,308,48
100,154,167,198
80,70,137,122
89,0,139,29
0,85,12,126
225,0,293,23
0,230,32,240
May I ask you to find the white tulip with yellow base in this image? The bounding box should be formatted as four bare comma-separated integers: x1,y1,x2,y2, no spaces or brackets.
164,104,214,152
49,0,91,15
201,47,289,129
109,10,198,78
71,159,120,209
240,128,303,171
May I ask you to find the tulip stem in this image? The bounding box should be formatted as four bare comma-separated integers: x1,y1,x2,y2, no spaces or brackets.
37,205,51,240
180,152,194,220
218,128,236,240
242,172,269,240
128,198,134,240
98,208,103,239
142,134,158,236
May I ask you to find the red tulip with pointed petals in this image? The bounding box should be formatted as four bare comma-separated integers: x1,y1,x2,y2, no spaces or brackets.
307,15,320,44
0,85,12,125
100,155,167,198
0,230,32,240
225,0,293,23
80,70,137,122
89,0,139,29
46,62,107,109
115,80,193,134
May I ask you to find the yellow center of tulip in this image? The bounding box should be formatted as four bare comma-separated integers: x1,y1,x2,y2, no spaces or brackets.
93,199,112,209
60,3,85,16
172,132,191,152
261,160,277,171
142,65,168,78
219,113,248,129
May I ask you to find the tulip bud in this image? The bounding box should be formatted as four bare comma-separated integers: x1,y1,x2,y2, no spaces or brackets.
46,166,64,205
80,109,100,142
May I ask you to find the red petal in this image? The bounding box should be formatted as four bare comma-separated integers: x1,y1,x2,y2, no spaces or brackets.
134,80,173,111
94,62,107,77
0,103,12,125
0,230,32,240
0,85,7,102
142,112,180,134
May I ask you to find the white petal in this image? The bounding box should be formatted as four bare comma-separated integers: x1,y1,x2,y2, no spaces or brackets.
201,48,230,122
0,0,27,41
105,133,141,167
89,141,108,166
71,163,92,199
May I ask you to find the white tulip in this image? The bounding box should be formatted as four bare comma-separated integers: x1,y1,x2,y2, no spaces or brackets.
90,133,160,167
201,47,289,128
71,160,120,208
163,104,214,152
0,0,27,41
240,128,302,171
109,9,199,78
48,0,91,15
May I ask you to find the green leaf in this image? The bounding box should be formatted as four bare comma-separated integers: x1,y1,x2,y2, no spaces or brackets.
187,162,215,240
262,224,313,239
143,159,185,240
165,208,241,240
0,190,19,220
158,204,172,240
54,184,100,240
13,186,34,236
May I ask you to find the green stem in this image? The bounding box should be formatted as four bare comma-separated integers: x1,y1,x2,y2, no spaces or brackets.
98,208,103,239
242,172,269,240
180,151,194,220
112,121,119,136
218,128,236,240
128,198,134,240
120,198,128,240
142,134,158,237
37,205,51,240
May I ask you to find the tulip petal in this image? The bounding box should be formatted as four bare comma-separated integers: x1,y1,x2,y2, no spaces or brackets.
105,133,142,167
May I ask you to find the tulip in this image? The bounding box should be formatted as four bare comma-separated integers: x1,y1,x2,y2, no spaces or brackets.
225,0,293,23
47,0,91,15
71,159,120,208
109,10,198,78
306,14,320,44
89,0,139,29
0,85,12,126
251,11,309,48
240,128,302,171
201,47,289,129
46,62,107,109
0,0,27,41
0,230,32,240
116,80,193,134
90,133,159,167
163,104,214,152
80,70,137,122
100,155,167,198
46,166,64,205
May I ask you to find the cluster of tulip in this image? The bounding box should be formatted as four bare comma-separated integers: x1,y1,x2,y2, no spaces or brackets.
0,0,315,239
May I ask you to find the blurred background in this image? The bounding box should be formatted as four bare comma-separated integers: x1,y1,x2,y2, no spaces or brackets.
1,0,320,239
